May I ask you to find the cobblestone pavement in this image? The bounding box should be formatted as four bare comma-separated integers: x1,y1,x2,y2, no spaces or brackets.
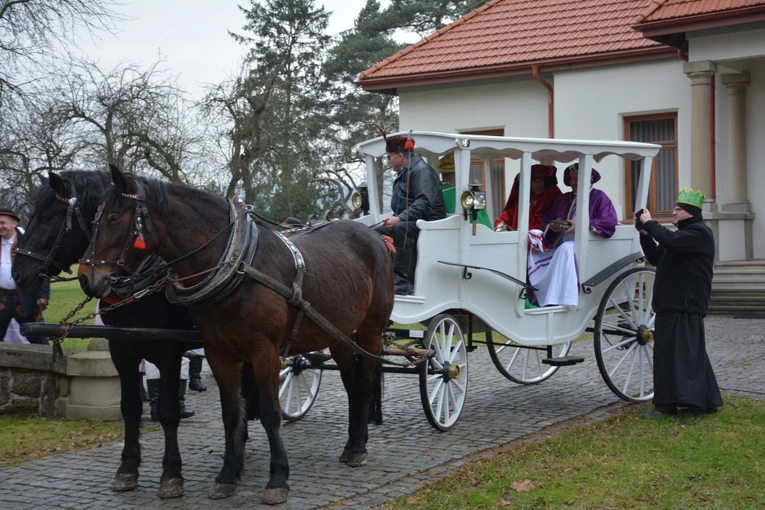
1,316,763,509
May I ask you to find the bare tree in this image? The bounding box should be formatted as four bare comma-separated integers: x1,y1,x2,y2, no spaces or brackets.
0,0,120,107
49,58,198,182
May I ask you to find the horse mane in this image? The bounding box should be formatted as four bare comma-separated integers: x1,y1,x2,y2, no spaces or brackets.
107,172,232,240
106,172,169,214
33,170,110,216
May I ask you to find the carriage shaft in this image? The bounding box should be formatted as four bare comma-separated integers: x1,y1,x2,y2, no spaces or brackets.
21,323,202,343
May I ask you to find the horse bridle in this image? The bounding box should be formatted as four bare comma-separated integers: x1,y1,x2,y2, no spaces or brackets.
79,180,160,284
14,193,92,280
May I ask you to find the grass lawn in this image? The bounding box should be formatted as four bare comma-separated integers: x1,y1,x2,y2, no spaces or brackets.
380,394,765,509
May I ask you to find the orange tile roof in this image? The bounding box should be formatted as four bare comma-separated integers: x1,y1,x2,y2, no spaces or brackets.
633,0,765,47
358,0,674,93
636,0,765,24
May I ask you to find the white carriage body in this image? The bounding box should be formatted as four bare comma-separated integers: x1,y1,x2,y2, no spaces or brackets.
355,132,660,347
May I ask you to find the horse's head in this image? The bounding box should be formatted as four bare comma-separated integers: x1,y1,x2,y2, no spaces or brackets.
77,165,162,299
13,171,106,290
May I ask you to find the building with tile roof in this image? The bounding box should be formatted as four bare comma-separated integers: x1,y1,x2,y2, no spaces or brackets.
357,0,765,309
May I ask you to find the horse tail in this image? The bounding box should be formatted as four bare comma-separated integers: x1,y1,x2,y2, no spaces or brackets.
369,362,384,425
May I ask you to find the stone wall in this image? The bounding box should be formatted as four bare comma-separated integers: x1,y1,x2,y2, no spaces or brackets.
0,343,121,420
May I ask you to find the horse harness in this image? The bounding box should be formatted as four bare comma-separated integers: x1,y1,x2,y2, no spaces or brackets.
93,191,407,367
14,193,92,279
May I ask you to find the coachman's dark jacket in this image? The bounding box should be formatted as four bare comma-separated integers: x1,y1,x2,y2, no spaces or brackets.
390,153,446,222
639,215,714,316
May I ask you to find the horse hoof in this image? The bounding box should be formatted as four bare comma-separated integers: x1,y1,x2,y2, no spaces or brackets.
157,477,184,499
262,487,289,505
208,481,237,499
339,448,350,463
110,472,138,492
346,452,368,467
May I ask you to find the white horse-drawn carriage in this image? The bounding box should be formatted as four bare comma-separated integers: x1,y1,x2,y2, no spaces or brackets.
346,131,661,430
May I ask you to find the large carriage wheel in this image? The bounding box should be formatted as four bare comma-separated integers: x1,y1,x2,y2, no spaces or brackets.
279,355,322,421
487,331,571,385
419,314,468,431
594,267,656,403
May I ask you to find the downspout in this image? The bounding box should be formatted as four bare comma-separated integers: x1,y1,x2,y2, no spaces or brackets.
709,74,716,201
532,64,554,138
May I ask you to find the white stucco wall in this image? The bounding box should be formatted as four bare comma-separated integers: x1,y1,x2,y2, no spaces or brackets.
553,59,691,219
398,79,550,214
690,27,765,63
398,78,549,137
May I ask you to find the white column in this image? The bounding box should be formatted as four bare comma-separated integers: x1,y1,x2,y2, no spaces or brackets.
721,72,750,206
683,61,717,199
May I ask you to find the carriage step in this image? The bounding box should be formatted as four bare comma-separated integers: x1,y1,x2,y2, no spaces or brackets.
542,356,585,366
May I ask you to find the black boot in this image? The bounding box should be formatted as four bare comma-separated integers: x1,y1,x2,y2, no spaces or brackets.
139,372,150,402
188,357,207,392
393,248,413,295
147,378,160,422
179,380,195,419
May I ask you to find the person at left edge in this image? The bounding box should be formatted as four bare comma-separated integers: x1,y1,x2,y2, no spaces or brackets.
375,134,446,295
1,208,51,344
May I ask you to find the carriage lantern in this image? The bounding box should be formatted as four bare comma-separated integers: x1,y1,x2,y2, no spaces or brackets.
460,182,486,236
350,182,369,216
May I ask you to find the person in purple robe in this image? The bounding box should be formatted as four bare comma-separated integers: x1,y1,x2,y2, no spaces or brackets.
540,164,618,249
527,164,618,309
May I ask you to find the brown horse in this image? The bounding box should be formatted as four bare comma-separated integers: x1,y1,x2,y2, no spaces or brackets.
77,166,395,504
13,170,254,498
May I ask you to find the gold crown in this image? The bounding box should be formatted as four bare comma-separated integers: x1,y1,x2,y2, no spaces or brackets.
676,188,705,208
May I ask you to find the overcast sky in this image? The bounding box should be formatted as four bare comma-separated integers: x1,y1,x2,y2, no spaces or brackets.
75,0,391,98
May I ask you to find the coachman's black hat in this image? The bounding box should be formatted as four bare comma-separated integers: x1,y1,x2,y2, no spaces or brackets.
0,208,20,222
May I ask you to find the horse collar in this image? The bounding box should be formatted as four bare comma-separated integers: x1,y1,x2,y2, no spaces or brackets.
165,199,258,308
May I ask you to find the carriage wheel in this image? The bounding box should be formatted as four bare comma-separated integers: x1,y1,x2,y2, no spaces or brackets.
279,355,322,421
418,314,468,431
487,331,571,385
594,267,656,403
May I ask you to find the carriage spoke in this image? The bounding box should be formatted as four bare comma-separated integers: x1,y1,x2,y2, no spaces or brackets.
279,357,322,421
420,315,469,431
487,332,570,385
595,268,656,403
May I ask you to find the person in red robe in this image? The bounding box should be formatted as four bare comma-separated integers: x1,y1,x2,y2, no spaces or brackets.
494,164,562,231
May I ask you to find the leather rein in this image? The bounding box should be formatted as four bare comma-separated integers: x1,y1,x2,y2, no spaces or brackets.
82,189,407,367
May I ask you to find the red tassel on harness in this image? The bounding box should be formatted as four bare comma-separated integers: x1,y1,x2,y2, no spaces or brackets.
382,235,396,253
133,234,146,250
404,138,414,150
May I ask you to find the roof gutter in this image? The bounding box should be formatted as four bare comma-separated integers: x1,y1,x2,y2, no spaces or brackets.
357,46,675,94
531,64,554,138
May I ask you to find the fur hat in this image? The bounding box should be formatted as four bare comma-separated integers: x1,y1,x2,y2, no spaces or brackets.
0,208,20,222
385,134,414,153
564,163,601,186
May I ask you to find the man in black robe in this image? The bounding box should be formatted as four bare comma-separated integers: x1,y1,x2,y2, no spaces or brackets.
635,189,723,417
